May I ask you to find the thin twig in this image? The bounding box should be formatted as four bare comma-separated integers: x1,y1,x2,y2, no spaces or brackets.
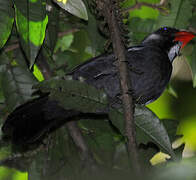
4,28,79,53
123,0,168,13
66,121,97,170
97,0,141,176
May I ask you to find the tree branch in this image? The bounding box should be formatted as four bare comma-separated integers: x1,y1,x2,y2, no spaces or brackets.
4,28,79,53
97,0,141,176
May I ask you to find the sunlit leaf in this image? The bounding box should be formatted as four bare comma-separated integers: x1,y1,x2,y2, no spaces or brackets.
14,0,48,67
54,0,88,20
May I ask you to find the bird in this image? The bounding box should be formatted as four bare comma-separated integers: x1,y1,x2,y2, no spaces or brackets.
1,27,195,145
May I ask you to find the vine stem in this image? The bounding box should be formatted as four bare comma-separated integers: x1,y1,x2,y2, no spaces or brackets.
123,0,168,14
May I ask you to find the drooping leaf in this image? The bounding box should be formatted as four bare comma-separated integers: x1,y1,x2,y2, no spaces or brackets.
109,105,175,158
14,0,48,67
0,0,14,49
54,0,88,20
0,53,37,111
34,77,108,113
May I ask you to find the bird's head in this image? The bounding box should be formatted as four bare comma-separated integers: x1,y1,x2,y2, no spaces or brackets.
142,27,195,62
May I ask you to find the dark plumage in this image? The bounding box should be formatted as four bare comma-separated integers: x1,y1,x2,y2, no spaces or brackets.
2,27,195,144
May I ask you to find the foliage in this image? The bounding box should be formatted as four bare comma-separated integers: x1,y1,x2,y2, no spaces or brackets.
0,0,195,179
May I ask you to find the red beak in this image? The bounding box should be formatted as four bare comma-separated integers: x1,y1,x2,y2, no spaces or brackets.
175,31,196,48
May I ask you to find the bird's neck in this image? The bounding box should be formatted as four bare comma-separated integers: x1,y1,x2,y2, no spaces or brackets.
141,34,182,63
167,42,182,62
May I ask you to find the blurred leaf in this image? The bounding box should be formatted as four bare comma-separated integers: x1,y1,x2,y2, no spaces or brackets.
60,30,93,71
153,157,196,180
54,0,88,20
15,0,48,67
0,0,14,49
54,34,74,53
187,44,196,87
80,119,116,166
84,5,105,56
128,17,155,45
153,0,193,29
34,77,108,113
130,6,159,20
166,84,178,98
109,105,175,158
45,2,60,53
123,0,160,19
28,161,42,180
28,127,83,180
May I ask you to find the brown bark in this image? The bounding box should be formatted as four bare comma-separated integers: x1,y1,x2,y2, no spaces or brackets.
97,0,141,176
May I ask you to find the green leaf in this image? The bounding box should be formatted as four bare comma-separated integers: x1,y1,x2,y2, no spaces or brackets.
45,2,60,53
162,119,179,142
54,0,88,20
0,54,37,111
109,105,175,158
84,5,106,56
153,0,193,29
0,0,14,49
14,0,48,67
54,34,74,53
166,84,178,98
34,77,108,113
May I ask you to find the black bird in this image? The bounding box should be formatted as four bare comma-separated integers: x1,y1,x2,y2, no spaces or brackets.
2,27,195,145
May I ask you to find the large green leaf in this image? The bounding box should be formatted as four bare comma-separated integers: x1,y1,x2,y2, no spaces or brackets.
109,105,175,158
54,0,88,20
0,0,14,49
0,53,37,112
153,0,193,29
34,77,108,113
14,0,48,67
